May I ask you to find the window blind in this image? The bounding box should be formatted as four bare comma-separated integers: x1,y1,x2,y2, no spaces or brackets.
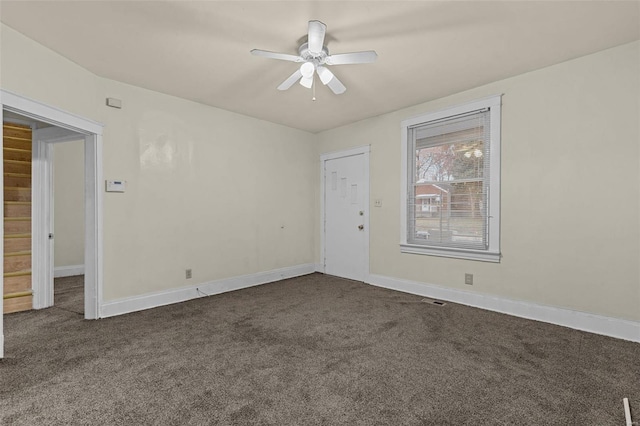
407,109,491,251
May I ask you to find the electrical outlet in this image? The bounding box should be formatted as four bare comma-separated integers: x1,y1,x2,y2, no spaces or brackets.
186,269,192,279
374,199,382,207
465,273,473,285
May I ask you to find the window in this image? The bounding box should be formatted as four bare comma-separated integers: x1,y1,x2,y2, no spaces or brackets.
400,95,501,262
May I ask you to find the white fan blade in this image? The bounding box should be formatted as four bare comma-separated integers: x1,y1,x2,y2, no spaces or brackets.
251,49,303,63
307,20,326,54
277,69,303,91
326,74,346,94
300,75,313,89
325,51,378,65
316,66,334,85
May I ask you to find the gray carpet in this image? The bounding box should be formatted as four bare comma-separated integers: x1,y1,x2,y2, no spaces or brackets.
52,275,84,316
1,273,638,425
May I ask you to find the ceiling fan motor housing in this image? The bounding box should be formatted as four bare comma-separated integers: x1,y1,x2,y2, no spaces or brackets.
298,42,329,64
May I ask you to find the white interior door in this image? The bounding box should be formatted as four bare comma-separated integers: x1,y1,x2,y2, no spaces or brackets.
323,149,369,281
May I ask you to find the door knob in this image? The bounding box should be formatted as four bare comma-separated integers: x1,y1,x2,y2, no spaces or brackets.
358,225,364,230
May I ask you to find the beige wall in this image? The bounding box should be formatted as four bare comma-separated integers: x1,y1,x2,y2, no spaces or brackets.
0,26,98,119
98,78,316,300
53,140,85,268
316,41,640,322
1,24,317,301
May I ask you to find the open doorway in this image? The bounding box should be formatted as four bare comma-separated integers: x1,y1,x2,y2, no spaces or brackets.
52,139,85,315
1,89,104,358
32,127,87,314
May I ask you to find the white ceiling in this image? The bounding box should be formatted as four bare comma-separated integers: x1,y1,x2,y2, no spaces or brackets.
1,1,639,133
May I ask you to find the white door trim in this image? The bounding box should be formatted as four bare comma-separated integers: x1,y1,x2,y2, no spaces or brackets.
320,145,370,280
83,133,103,320
1,90,104,358
1,90,103,134
0,107,4,357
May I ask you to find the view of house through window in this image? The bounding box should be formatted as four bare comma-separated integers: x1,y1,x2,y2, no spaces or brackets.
410,113,489,250
401,95,501,261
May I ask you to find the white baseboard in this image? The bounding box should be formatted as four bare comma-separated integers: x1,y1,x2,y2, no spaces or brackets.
0,334,4,358
314,263,324,273
367,273,640,343
54,264,85,278
100,263,316,318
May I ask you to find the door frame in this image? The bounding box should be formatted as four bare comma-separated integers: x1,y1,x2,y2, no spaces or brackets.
319,145,370,280
0,89,104,358
32,127,86,311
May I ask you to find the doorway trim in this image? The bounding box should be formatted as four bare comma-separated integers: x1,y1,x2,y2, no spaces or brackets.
0,89,104,358
33,127,86,311
319,145,370,280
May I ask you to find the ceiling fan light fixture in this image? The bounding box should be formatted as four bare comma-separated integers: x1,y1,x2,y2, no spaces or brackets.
317,66,334,85
300,75,313,88
251,20,377,96
300,62,315,79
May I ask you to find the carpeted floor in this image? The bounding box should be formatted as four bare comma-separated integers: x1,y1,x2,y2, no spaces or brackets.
52,275,85,316
1,273,638,425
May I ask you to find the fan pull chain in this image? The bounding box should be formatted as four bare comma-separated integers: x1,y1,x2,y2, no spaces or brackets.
312,74,316,101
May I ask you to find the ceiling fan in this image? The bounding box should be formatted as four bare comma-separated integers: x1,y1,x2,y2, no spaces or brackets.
251,20,377,95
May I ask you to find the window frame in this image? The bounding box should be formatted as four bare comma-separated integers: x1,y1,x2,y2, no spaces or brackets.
400,95,502,262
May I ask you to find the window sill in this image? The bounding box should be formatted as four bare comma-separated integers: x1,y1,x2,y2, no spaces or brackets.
400,244,501,263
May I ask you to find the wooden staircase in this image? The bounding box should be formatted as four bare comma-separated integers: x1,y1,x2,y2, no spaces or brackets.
3,123,33,314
